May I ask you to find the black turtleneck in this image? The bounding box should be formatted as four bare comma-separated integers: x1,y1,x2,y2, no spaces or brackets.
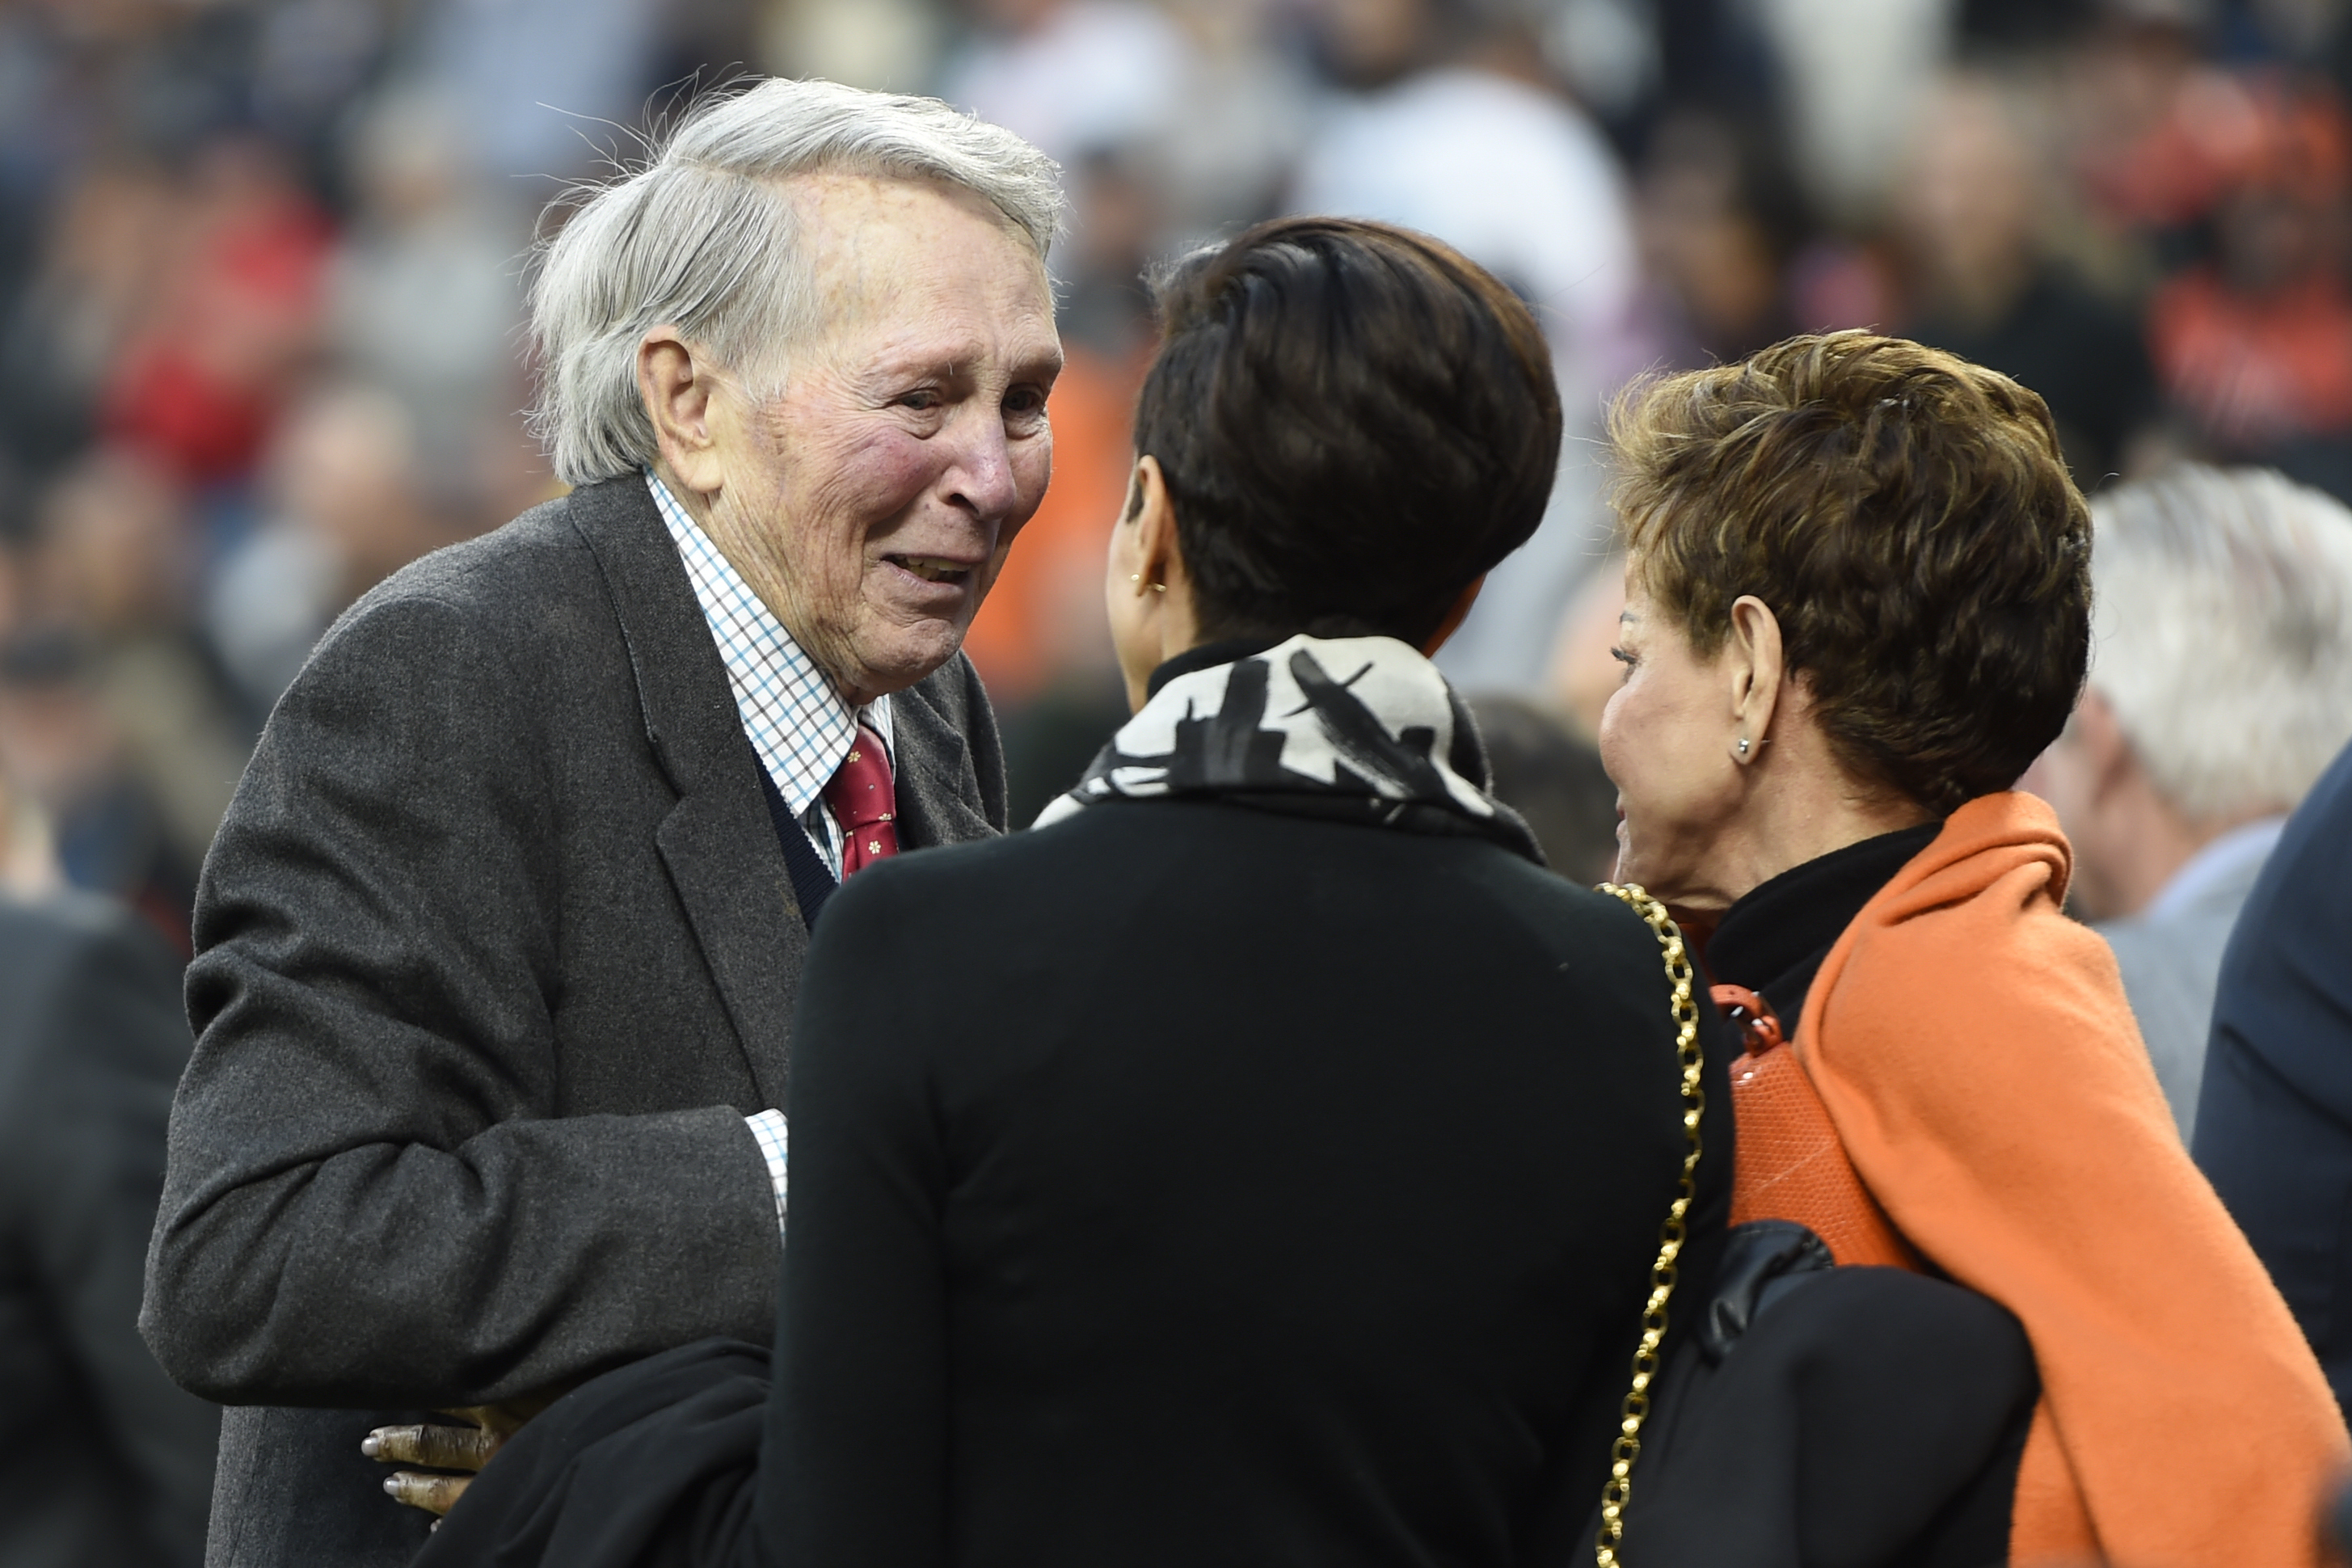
1144,636,1283,699
1703,822,1943,1028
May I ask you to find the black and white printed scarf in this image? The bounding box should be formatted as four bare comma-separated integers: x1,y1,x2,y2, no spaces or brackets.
1035,634,1542,862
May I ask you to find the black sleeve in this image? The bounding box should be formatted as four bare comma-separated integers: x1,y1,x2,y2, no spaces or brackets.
755,866,951,1568
6,906,219,1566
141,590,779,1408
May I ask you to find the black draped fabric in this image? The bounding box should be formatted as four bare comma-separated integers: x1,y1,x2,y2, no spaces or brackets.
419,635,1730,1568
1702,822,1941,1026
1618,1267,2036,1568
416,1340,767,1568
1612,821,2038,1568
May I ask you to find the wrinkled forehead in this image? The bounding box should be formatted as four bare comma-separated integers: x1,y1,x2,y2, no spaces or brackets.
766,172,1053,378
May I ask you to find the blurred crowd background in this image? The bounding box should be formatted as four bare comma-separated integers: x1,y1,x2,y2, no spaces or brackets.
2,0,2350,940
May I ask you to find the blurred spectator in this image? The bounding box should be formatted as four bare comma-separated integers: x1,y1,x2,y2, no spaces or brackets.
1632,109,1806,367
207,382,453,723
99,137,332,489
2025,465,2352,1134
0,630,183,930
1542,546,1627,742
1896,73,2161,483
327,87,525,491
761,0,948,91
2145,76,2352,496
409,0,667,183
0,162,180,478
2195,730,2352,1415
1468,693,1621,883
2071,11,2278,241
0,451,246,942
1291,0,1646,694
942,0,1196,171
0,879,220,1567
1750,0,1951,221
1144,0,1313,235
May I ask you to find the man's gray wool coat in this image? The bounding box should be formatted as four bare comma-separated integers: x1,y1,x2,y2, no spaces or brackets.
140,475,1008,1568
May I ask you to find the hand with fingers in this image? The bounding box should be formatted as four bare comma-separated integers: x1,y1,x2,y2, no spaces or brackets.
363,1398,552,1524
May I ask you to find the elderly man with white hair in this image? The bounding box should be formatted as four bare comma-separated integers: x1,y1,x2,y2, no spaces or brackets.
2030,465,2352,1137
137,80,1063,1568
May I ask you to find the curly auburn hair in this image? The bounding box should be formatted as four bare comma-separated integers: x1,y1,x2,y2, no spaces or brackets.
1609,331,2092,814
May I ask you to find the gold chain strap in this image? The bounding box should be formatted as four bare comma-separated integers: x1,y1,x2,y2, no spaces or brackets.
1591,883,1706,1568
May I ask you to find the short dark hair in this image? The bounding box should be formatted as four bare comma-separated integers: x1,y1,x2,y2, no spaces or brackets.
1132,217,1562,647
1610,331,2092,815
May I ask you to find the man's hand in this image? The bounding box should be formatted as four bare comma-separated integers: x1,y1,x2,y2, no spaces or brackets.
365,1397,554,1520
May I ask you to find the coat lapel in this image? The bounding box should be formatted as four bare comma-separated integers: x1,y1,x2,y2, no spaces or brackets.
567,478,803,1108
890,675,997,849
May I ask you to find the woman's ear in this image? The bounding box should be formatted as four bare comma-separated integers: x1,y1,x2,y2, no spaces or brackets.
1128,455,1187,596
1106,455,1203,713
1725,594,1786,764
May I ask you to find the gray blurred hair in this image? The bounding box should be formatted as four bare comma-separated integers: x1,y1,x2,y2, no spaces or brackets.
529,78,1061,486
2089,465,2352,820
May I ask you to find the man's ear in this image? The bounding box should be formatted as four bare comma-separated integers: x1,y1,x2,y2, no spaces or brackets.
637,329,723,494
2072,687,2138,802
1726,594,1786,763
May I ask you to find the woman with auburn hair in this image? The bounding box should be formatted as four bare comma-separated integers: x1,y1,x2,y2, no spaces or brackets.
1600,331,2348,1566
398,216,1733,1568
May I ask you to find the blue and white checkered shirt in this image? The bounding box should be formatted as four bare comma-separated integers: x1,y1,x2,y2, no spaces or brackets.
645,472,893,879
648,470,893,1232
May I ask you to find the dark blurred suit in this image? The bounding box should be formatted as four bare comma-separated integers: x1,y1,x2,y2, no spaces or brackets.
2195,737,2352,1413
0,893,217,1566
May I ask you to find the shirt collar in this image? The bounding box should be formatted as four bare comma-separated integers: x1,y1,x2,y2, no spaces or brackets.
645,471,892,817
2143,813,2288,924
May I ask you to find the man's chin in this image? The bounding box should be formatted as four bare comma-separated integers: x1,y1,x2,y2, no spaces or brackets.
842,618,972,701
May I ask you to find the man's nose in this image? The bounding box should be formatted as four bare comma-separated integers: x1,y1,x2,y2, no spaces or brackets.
942,410,1020,525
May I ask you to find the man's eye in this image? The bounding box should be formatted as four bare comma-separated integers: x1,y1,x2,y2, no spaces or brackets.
897,390,942,411
1004,388,1047,418
1610,646,1635,668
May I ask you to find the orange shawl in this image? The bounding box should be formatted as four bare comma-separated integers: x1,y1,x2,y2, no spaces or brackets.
1794,792,2349,1567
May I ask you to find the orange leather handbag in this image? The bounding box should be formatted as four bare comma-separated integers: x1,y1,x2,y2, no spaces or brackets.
1713,984,1919,1271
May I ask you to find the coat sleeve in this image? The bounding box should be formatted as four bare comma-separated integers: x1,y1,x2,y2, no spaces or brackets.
141,589,781,1409
7,905,219,1566
752,865,950,1568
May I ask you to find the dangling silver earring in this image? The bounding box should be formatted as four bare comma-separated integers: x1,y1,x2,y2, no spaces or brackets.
1737,736,1751,755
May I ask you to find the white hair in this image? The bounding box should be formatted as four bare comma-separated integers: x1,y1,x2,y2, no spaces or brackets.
528,78,1062,486
2089,465,2352,820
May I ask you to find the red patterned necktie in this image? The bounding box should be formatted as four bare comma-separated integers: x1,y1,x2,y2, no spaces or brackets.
823,723,899,878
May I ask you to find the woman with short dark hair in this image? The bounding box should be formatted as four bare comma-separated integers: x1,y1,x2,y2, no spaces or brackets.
1600,331,2348,1567
409,217,1730,1568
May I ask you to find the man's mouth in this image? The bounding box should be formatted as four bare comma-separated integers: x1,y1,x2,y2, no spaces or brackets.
887,554,974,586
